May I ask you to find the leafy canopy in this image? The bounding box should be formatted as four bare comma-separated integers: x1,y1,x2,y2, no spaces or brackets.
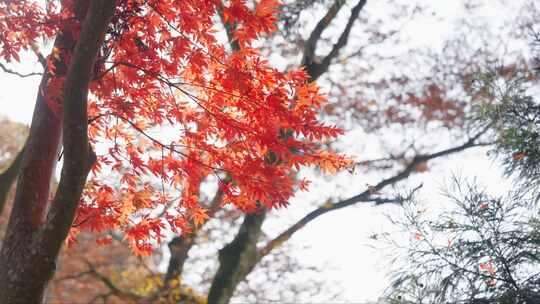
0,0,350,254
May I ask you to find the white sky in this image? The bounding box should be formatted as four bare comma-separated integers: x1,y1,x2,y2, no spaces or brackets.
0,0,530,302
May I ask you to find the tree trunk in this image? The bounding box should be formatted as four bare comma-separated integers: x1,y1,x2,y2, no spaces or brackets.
0,45,66,304
207,211,266,304
164,235,194,287
0,1,116,303
0,146,25,215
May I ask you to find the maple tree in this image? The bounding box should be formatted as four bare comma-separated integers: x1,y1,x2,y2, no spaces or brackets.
0,0,351,302
2,0,538,303
36,0,527,303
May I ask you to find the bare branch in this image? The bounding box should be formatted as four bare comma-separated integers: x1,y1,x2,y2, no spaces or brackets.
303,0,367,81
0,62,42,78
302,0,347,65
259,128,491,258
86,292,113,304
82,259,142,301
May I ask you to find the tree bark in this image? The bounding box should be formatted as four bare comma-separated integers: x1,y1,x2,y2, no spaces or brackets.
207,211,266,304
0,1,116,303
302,0,367,81
163,235,194,287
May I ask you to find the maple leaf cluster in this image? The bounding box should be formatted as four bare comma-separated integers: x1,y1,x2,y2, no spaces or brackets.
0,0,351,254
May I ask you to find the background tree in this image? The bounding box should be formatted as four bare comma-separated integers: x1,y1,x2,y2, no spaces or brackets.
383,31,540,304
384,178,540,303
0,117,28,236
0,116,27,215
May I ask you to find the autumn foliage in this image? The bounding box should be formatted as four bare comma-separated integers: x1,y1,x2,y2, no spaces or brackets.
0,0,349,255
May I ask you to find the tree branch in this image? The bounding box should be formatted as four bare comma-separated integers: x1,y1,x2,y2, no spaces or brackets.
82,259,142,301
302,0,347,65
40,0,117,258
204,3,366,301
162,4,241,287
302,0,367,81
217,4,240,52
31,44,47,68
207,211,266,304
0,1,116,302
259,129,490,258
0,62,42,78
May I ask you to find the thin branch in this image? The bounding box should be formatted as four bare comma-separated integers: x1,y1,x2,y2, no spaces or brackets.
0,62,42,78
55,269,93,282
86,291,113,304
82,259,142,301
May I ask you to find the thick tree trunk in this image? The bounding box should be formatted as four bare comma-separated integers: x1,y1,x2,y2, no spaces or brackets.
0,1,116,303
207,211,266,304
0,46,66,304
